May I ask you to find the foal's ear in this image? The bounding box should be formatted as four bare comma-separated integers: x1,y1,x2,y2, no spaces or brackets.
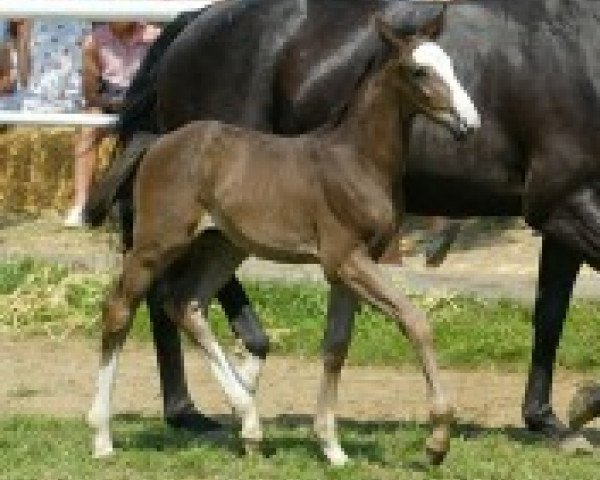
373,15,406,51
417,8,447,40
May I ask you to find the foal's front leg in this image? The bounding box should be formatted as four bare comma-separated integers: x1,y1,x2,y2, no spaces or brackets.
336,248,454,465
314,283,357,466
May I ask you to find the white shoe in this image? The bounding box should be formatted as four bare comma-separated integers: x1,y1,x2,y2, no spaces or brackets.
64,205,84,227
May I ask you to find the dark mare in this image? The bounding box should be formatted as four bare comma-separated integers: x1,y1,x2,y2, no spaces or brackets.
85,0,600,449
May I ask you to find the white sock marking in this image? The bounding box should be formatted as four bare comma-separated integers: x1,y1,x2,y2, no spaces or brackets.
88,351,119,457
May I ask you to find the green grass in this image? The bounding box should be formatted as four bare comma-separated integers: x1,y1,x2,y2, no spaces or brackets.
3,259,600,478
1,258,600,369
2,415,600,480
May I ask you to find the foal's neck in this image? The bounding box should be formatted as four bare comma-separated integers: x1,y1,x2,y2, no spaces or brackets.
333,61,410,185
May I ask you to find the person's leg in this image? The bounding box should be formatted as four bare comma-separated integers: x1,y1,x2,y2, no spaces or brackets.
66,121,100,226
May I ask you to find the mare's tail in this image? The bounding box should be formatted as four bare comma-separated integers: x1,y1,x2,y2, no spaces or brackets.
83,10,202,227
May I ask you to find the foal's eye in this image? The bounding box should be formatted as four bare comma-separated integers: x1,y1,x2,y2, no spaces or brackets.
412,66,427,79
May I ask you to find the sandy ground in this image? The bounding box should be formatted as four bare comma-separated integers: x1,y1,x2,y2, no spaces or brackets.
1,215,599,301
2,336,599,432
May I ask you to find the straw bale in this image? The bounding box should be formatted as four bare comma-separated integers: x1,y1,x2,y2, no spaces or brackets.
0,127,115,213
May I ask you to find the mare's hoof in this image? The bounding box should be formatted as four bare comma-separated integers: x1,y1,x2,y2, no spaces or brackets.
568,382,600,432
557,433,594,455
166,409,223,434
523,404,570,440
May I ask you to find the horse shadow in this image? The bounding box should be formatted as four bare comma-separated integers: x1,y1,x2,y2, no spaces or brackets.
111,412,583,468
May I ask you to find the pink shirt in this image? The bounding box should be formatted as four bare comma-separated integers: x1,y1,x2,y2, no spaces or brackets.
88,23,161,88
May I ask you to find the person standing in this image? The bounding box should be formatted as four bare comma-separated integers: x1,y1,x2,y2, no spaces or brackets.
17,18,92,224
19,20,90,114
0,21,12,95
0,20,21,112
66,21,161,226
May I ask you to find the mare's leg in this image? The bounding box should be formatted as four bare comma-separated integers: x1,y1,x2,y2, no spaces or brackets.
147,283,221,431
527,185,600,449
165,231,263,449
522,236,581,440
335,248,453,465
314,283,357,466
424,218,462,267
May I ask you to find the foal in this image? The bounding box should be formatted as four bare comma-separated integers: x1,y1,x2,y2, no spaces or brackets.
88,17,480,465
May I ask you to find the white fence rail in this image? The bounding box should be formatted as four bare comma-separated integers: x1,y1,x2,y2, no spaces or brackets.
0,0,213,22
0,111,119,127
0,0,214,127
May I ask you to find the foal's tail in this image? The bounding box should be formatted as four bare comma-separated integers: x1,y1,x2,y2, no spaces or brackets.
82,10,203,227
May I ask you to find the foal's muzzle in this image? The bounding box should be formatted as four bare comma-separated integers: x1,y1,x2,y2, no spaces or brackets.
454,118,477,141
449,111,478,141
435,109,478,141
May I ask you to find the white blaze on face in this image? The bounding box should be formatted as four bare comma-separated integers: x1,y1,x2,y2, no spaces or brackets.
412,42,481,130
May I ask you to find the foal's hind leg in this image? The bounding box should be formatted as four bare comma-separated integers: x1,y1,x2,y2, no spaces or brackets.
314,283,357,466
88,252,164,457
335,248,453,465
88,189,202,457
164,231,263,449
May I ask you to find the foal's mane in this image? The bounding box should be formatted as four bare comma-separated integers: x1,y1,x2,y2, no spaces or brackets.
317,36,389,132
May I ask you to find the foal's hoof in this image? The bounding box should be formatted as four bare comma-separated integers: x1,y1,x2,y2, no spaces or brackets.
242,439,263,457
557,433,594,455
322,443,350,467
425,434,450,465
92,442,114,459
425,406,454,465
568,382,600,432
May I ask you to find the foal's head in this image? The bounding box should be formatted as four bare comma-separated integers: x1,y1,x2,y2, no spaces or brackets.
375,12,480,140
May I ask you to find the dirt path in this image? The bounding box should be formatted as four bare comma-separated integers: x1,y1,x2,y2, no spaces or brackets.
1,215,599,300
2,337,599,430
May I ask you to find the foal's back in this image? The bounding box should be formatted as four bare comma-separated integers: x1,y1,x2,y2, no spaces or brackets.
137,119,395,264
